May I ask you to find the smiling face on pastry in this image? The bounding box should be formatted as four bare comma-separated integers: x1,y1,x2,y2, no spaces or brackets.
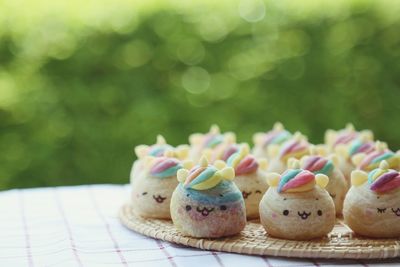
343,161,400,238
170,157,246,238
259,164,335,240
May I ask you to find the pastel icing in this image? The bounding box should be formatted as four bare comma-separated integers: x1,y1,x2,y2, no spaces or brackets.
210,144,239,162
348,139,375,157
183,165,223,190
150,157,182,178
368,168,400,193
262,129,292,147
277,169,315,193
303,156,333,175
177,180,242,205
333,131,358,147
279,139,309,161
227,152,258,175
148,144,173,157
202,134,224,148
359,150,397,171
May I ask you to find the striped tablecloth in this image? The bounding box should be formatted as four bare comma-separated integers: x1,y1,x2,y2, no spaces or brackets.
0,185,398,267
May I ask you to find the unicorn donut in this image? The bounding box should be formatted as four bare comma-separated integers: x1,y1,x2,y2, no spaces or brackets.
266,132,310,174
131,151,192,219
170,156,246,238
225,144,268,219
259,160,335,240
325,123,373,152
299,152,347,215
351,141,400,172
130,135,189,183
188,125,236,163
343,161,400,238
252,122,292,159
333,135,376,181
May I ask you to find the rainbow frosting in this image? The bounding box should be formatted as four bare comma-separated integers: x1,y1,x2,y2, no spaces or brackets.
279,139,309,161
202,133,224,149
368,167,400,193
209,144,239,162
333,131,358,147
303,156,333,175
348,139,375,157
262,129,292,147
182,165,222,190
148,144,173,157
227,151,258,176
277,169,316,193
359,150,398,171
150,157,182,178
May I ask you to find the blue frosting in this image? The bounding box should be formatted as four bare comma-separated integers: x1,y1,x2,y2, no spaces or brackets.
179,180,243,205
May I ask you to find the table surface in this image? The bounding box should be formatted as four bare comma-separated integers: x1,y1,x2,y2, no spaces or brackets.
0,185,399,267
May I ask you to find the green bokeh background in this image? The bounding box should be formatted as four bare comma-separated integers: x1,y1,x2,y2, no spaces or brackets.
1,0,400,189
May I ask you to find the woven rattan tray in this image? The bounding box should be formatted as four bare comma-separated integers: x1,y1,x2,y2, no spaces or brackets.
119,203,400,259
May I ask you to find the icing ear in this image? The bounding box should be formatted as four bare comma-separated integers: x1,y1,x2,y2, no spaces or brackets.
351,153,366,167
315,144,328,156
189,133,203,146
325,129,336,145
266,173,280,187
351,170,368,186
134,145,149,159
379,160,389,170
375,140,387,151
210,124,220,134
175,145,190,159
199,156,209,167
309,145,318,155
202,149,213,162
293,131,304,141
299,155,310,167
334,144,349,159
223,132,236,144
156,135,166,145
328,154,340,168
258,158,268,171
345,123,355,131
182,160,194,170
240,143,250,155
253,133,265,146
273,122,284,131
219,167,235,180
163,150,175,158
315,174,329,188
287,158,300,169
177,169,189,183
267,144,280,158
214,160,226,170
359,131,373,142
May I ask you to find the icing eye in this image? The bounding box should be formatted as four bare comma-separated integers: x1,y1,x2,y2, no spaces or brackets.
142,192,148,195
255,190,262,194
377,196,380,199
315,198,319,200
219,194,224,197
283,210,289,216
283,198,287,201
186,194,190,197
317,210,322,216
220,205,227,210
377,208,386,213
185,205,192,211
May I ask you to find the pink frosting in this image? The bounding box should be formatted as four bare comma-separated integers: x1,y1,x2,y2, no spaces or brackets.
235,155,259,176
370,171,400,193
281,170,314,192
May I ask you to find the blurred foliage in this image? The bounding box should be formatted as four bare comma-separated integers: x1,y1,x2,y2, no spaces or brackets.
1,0,400,189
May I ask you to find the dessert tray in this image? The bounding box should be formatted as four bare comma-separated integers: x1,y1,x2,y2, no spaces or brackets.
119,203,400,259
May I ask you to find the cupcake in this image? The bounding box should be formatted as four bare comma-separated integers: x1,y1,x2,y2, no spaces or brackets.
131,151,192,219
189,125,236,163
225,144,268,219
170,157,246,238
299,153,347,215
343,161,400,238
259,160,335,240
266,132,310,174
252,122,292,159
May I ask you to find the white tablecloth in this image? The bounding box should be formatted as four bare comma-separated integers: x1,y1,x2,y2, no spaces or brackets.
0,185,398,267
